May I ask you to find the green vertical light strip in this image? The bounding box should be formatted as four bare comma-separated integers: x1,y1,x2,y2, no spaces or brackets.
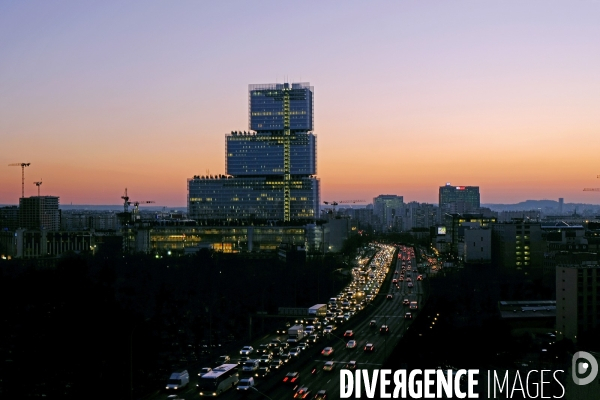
283,87,291,222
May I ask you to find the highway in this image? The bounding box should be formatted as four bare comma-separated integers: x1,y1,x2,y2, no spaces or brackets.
148,244,427,400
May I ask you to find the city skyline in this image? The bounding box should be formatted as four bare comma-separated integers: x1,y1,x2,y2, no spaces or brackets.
2,1,600,206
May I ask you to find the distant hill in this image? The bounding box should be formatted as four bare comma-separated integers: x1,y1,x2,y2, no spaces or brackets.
483,200,600,212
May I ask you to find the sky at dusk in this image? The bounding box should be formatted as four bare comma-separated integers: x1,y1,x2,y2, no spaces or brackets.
1,1,600,207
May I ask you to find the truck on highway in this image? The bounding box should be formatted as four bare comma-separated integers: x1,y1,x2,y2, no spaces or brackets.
308,304,327,317
287,324,305,343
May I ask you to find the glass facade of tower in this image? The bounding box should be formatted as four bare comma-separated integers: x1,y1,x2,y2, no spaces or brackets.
188,176,319,222
226,132,316,176
249,83,314,132
439,185,480,212
188,82,319,223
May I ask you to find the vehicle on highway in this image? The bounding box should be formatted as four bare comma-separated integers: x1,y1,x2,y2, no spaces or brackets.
240,346,254,355
343,330,354,337
258,343,271,353
288,324,306,343
307,334,319,343
323,325,334,334
314,389,328,399
289,347,302,357
346,340,357,349
165,370,189,391
410,301,418,309
321,347,334,356
407,282,414,288
294,386,311,398
386,294,393,299
345,361,357,369
256,366,271,378
271,346,284,357
405,312,412,319
216,355,230,364
297,342,309,351
364,343,375,352
283,371,300,385
277,321,292,334
270,339,282,347
403,299,409,306
198,364,239,397
242,359,260,372
417,275,423,281
270,359,284,370
369,320,377,328
237,377,255,391
323,361,335,371
380,325,389,334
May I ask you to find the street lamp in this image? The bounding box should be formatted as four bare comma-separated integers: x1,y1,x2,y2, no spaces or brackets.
205,306,212,361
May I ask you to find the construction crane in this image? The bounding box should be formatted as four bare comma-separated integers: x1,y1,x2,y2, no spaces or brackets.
323,200,366,213
120,188,155,214
121,188,130,213
9,162,31,199
33,180,42,196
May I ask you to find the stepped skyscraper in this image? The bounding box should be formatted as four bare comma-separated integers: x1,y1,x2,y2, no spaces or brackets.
188,83,319,223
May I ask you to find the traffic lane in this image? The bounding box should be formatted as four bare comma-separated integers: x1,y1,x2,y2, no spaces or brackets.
268,344,388,400
245,246,401,399
264,317,399,398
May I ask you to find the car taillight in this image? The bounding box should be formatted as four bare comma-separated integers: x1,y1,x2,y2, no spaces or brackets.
292,377,297,382
283,377,288,382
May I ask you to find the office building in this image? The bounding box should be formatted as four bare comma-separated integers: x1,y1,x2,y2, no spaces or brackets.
15,229,96,258
0,206,19,231
463,227,492,263
491,220,544,275
189,83,319,223
373,195,404,232
439,184,480,213
443,213,496,256
556,262,600,343
403,202,438,231
18,196,60,231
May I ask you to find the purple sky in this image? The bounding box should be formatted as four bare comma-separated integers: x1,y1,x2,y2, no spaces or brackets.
1,1,599,206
